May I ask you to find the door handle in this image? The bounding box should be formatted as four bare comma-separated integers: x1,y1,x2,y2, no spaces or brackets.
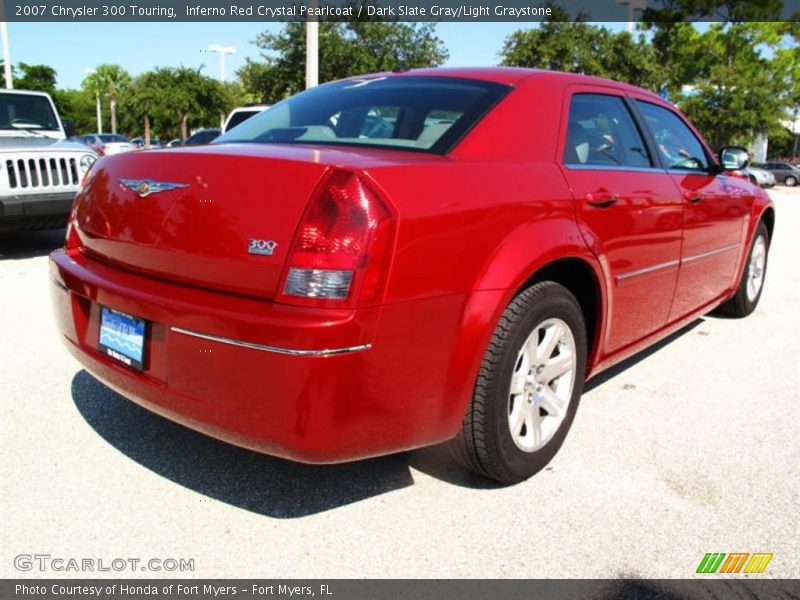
585,191,619,208
683,191,703,203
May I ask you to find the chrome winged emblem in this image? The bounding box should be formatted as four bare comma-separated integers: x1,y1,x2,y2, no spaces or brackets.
119,178,189,198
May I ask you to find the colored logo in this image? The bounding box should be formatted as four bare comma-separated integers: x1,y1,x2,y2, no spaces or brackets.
697,553,773,574
119,178,189,198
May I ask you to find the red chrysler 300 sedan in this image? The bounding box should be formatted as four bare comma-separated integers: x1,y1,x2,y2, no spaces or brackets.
50,68,774,483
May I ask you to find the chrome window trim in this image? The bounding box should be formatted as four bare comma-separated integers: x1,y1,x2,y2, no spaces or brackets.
170,326,371,357
564,164,668,174
666,168,713,176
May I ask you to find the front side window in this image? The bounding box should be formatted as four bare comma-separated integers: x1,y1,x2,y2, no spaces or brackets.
563,93,652,169
216,76,510,153
636,101,710,171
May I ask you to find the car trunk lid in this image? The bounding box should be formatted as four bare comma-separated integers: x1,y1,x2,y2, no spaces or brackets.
74,146,335,300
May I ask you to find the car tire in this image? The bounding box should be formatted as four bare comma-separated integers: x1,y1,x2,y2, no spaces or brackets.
449,281,587,483
785,175,797,187
716,221,770,318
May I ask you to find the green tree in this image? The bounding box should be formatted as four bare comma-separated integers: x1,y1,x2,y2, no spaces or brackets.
239,21,448,102
0,62,58,93
12,63,58,93
499,22,661,90
127,70,168,147
54,88,97,135
165,67,231,141
83,64,131,134
660,23,793,148
641,2,794,149
238,59,272,103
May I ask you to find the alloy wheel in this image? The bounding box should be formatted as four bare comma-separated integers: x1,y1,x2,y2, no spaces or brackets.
508,318,577,453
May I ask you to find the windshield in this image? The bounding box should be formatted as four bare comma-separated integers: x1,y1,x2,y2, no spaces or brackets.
0,93,59,130
216,76,511,153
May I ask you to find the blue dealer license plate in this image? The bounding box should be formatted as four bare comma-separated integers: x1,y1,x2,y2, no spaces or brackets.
98,307,147,371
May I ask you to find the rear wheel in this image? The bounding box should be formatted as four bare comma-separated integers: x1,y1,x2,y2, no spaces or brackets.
716,221,770,318
450,281,587,483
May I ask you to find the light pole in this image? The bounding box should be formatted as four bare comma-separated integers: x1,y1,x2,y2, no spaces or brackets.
1,22,12,89
208,44,236,83
616,0,646,34
84,67,102,133
306,0,319,89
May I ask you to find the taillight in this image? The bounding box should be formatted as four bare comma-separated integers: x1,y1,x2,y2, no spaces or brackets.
278,170,396,307
64,207,81,250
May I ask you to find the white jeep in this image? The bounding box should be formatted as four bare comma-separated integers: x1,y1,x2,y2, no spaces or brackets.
0,90,97,232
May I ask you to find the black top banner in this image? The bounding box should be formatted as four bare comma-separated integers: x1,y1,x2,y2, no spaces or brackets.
1,0,799,22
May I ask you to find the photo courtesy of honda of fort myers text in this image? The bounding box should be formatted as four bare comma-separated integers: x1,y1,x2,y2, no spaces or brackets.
1,0,799,596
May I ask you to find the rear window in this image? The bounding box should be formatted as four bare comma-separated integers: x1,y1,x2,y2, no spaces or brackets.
99,134,128,143
215,76,511,153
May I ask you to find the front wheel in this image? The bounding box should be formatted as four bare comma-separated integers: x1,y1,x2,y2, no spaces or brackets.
785,175,797,187
716,221,770,318
450,281,587,483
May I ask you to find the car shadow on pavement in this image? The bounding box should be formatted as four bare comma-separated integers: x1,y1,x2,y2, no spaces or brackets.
408,319,707,489
71,370,415,518
0,228,66,260
584,318,704,392
70,319,707,508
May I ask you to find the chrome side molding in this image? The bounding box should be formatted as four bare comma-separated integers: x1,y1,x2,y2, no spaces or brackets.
169,326,371,357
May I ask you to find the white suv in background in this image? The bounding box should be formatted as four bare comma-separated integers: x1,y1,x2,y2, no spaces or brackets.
0,90,97,232
222,105,269,134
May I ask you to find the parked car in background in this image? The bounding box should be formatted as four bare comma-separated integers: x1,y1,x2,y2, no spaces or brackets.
51,68,774,483
131,137,163,150
742,165,776,188
183,128,221,146
751,161,799,186
166,138,182,147
1,89,97,231
223,105,269,134
79,134,135,156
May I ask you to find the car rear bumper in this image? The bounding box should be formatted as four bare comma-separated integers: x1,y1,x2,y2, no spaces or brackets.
0,191,75,231
50,249,488,462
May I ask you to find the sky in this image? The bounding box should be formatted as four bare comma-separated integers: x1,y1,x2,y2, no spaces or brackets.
4,21,633,89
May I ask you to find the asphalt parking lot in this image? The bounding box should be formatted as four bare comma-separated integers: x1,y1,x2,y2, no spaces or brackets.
1,187,798,579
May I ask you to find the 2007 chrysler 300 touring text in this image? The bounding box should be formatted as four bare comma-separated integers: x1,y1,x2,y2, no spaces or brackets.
50,68,774,483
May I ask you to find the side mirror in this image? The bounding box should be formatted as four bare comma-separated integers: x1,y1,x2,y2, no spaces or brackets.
63,120,77,138
719,146,750,171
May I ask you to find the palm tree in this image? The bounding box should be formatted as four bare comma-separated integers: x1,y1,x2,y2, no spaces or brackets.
81,68,105,133
129,70,167,148
84,64,131,134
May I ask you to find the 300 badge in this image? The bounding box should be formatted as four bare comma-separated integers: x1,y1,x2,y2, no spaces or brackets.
248,239,278,256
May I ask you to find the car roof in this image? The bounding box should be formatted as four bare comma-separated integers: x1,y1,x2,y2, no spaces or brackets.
338,67,664,101
0,89,53,98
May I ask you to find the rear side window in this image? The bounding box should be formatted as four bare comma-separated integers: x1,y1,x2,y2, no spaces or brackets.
216,76,511,154
635,101,710,172
99,134,128,143
563,94,652,169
